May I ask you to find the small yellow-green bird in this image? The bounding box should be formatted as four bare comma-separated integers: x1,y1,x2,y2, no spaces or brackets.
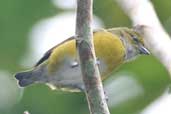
15,27,150,92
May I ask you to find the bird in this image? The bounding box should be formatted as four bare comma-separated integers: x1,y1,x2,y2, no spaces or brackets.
15,27,150,92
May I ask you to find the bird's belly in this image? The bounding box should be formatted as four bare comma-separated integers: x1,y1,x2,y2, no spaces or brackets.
47,58,108,92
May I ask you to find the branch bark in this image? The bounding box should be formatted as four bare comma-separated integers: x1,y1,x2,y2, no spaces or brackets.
115,0,171,76
75,0,110,114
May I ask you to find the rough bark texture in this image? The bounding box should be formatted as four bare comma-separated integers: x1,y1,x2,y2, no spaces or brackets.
75,0,110,114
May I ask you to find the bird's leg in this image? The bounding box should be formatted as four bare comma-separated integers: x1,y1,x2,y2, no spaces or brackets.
96,58,100,66
104,91,109,102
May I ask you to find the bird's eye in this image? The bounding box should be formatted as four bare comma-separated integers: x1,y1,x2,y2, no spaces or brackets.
129,33,139,43
70,61,79,68
132,36,139,43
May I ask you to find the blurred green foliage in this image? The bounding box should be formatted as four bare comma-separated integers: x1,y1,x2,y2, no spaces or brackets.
0,0,58,71
0,0,171,114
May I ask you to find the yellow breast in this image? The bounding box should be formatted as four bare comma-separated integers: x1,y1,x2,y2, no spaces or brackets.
48,30,125,80
93,31,125,79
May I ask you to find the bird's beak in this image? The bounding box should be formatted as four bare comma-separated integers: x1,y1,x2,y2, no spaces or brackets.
139,45,150,55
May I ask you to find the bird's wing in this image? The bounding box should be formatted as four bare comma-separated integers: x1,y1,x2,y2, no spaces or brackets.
35,36,75,67
34,30,102,67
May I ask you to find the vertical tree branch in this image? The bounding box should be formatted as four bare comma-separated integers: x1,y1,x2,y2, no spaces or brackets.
75,0,110,114
115,0,171,76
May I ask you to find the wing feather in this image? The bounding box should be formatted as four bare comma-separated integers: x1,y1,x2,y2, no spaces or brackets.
35,36,75,66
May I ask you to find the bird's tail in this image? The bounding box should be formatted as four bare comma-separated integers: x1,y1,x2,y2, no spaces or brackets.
15,71,35,87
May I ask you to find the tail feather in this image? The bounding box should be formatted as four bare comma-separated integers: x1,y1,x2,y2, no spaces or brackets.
15,71,35,87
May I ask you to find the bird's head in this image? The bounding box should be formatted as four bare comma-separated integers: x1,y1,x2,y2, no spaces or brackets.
119,28,150,61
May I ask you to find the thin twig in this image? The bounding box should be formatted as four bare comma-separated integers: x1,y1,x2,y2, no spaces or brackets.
75,0,110,114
